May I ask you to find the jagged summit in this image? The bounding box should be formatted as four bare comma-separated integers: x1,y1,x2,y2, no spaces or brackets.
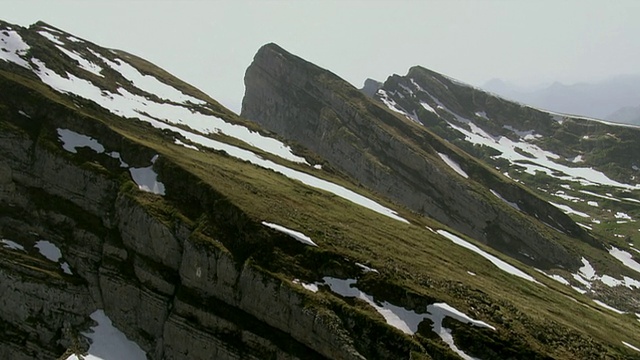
243,42,596,270
360,78,382,97
242,42,640,358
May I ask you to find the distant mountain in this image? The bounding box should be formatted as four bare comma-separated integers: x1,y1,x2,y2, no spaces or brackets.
359,78,382,97
483,75,640,122
608,104,640,125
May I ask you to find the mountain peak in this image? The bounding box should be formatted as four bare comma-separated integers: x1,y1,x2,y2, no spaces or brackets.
251,42,327,78
360,78,382,97
2,19,640,360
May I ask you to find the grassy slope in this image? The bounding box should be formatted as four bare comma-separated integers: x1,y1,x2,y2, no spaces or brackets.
380,67,640,291
1,40,639,359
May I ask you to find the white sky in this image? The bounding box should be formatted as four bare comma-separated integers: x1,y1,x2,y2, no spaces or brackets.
3,0,639,113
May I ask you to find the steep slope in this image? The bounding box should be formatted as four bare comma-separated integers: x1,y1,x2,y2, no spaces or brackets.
242,43,597,271
381,67,640,187
2,20,640,360
374,66,640,313
608,104,640,125
0,20,423,360
241,43,640,358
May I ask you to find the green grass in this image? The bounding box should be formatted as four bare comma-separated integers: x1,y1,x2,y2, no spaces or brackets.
1,40,640,359
101,105,640,359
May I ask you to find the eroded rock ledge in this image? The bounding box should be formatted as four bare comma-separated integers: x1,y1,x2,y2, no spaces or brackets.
0,95,430,359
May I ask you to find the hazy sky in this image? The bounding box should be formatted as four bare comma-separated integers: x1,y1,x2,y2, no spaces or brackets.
4,0,639,112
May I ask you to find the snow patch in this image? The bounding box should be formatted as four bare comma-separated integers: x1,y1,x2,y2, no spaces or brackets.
319,276,492,358
444,115,639,189
599,275,622,287
174,139,198,151
1,238,25,251
129,155,165,195
378,89,410,116
579,190,621,202
623,341,640,353
436,230,536,282
58,128,105,154
292,279,319,293
355,262,379,273
609,247,640,274
0,29,31,68
503,125,538,139
614,212,632,220
398,83,414,96
536,269,570,286
65,310,147,360
420,101,437,114
593,300,625,314
475,111,488,119
573,256,640,290
101,56,205,105
587,201,599,207
35,240,62,262
490,189,520,210
56,45,104,77
552,191,582,202
571,155,584,163
577,223,592,230
38,31,65,45
35,240,72,274
550,202,590,218
427,303,494,360
437,153,468,179
572,286,587,294
549,274,570,286
262,222,317,247
61,262,73,275
578,257,596,280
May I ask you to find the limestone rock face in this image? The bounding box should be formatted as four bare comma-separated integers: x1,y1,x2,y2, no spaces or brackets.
360,78,383,98
241,44,582,270
0,110,366,360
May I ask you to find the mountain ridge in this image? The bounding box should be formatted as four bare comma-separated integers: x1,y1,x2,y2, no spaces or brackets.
0,20,639,360
482,75,640,124
242,43,596,270
242,42,640,357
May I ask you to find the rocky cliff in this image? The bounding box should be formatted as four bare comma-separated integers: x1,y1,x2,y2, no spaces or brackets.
2,21,640,360
241,43,592,270
0,90,362,360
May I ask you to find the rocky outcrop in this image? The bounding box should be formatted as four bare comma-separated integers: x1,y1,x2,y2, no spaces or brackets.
0,94,378,360
241,43,584,270
360,78,382,97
